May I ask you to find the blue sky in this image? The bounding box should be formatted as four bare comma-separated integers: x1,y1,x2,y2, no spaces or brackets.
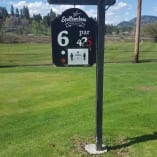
1,0,157,24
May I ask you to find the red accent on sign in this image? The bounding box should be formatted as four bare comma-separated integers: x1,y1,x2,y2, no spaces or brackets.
60,58,66,64
86,38,93,47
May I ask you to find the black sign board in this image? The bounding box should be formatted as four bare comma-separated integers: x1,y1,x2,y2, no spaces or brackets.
48,0,115,6
51,8,97,66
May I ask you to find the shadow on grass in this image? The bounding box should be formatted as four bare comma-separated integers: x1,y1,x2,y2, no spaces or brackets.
139,59,157,63
0,59,157,68
109,132,157,151
0,60,133,68
0,64,52,68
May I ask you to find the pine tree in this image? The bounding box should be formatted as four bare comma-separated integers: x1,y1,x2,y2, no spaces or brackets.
11,5,14,16
20,9,23,18
0,7,9,19
23,6,30,20
50,9,56,21
33,14,42,23
15,8,19,17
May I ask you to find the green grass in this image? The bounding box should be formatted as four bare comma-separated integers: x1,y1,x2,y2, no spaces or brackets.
0,43,52,66
0,42,157,66
0,63,157,157
105,41,157,62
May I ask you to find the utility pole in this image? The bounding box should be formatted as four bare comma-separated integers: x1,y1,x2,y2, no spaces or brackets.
134,0,142,63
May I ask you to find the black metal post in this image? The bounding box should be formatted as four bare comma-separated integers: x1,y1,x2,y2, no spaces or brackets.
96,0,105,151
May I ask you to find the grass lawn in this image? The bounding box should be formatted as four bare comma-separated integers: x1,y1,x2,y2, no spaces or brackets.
0,62,157,157
0,42,157,66
0,43,52,66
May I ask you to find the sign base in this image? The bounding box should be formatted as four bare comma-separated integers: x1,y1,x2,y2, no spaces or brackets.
85,144,107,155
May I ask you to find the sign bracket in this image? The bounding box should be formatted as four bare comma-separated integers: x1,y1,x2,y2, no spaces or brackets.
48,0,115,6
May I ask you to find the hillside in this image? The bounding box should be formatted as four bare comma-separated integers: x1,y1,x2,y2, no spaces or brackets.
117,15,157,27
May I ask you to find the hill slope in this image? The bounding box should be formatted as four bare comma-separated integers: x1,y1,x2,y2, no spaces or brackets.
117,15,157,27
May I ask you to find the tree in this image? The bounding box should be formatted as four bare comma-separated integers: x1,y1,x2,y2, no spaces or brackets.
50,9,56,21
42,9,57,27
0,7,9,34
142,23,157,38
0,5,58,36
33,14,42,23
43,14,50,26
43,13,52,26
0,7,9,19
5,16,19,32
106,25,120,34
23,6,30,20
11,5,14,16
0,18,3,33
15,8,20,17
20,9,23,18
18,18,30,34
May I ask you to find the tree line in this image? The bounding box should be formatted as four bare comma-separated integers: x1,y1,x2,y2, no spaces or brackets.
0,5,157,38
0,5,134,36
0,5,57,35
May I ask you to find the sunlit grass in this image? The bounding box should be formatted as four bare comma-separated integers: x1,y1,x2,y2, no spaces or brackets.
0,63,157,157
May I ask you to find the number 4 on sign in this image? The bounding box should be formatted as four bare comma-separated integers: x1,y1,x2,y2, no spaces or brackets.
76,39,83,47
76,37,87,47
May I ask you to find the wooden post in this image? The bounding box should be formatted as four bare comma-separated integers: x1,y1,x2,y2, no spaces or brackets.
134,0,142,63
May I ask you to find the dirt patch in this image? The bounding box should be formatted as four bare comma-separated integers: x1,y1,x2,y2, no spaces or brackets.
140,86,157,91
70,136,133,156
130,86,157,91
117,148,130,157
71,136,89,156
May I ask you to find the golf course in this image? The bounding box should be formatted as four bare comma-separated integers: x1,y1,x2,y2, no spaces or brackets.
0,42,157,157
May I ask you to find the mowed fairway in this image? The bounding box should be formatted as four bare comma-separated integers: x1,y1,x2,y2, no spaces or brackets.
0,42,157,66
0,62,157,157
0,43,52,66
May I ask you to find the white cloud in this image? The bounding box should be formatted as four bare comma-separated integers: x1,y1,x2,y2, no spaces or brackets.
13,1,27,7
111,2,128,11
12,1,85,16
106,2,130,24
13,1,52,16
12,1,130,24
154,7,157,13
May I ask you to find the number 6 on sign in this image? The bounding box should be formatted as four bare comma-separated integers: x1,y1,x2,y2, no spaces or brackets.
57,31,69,47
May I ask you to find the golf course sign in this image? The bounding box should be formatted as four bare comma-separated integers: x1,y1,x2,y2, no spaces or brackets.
51,8,97,66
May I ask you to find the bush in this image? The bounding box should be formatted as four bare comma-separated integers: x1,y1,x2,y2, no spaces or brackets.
142,23,157,38
0,33,23,43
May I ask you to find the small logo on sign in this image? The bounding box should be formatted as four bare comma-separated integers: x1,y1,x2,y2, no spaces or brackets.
61,10,86,28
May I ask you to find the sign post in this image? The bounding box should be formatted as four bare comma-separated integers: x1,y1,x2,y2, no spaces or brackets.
96,0,106,151
85,1,106,154
48,0,116,154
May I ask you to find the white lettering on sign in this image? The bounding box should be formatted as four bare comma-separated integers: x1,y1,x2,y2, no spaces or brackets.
61,16,86,23
76,37,87,47
68,48,88,65
79,30,90,36
61,11,87,28
57,31,69,47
